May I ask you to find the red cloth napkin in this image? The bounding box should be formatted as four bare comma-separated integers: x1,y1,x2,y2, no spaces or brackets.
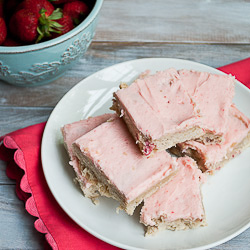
0,57,250,250
217,57,250,88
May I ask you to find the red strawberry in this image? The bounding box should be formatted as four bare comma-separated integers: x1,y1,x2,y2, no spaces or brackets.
18,0,54,18
2,37,22,46
0,17,7,45
51,13,74,38
9,9,39,43
10,8,64,43
63,1,89,25
0,0,4,17
48,0,75,5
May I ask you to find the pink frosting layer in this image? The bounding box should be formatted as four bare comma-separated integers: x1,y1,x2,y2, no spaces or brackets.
74,116,178,202
178,70,235,134
61,114,114,187
181,105,250,165
116,68,199,140
115,69,235,141
140,157,205,226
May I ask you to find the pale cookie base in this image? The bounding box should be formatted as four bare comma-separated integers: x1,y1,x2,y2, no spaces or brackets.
169,131,250,174
145,216,207,236
63,139,111,203
74,162,112,204
73,144,178,215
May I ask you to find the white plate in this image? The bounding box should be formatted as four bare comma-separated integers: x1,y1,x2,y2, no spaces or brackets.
41,58,250,250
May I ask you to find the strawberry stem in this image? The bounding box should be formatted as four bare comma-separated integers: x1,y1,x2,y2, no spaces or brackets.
48,8,63,20
36,8,63,43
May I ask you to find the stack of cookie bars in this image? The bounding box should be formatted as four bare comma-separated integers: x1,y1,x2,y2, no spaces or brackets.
62,68,250,235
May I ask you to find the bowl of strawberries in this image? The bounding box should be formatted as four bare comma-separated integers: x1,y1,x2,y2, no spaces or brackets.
0,0,103,87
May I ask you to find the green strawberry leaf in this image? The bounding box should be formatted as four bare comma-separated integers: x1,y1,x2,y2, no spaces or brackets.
49,27,61,34
49,8,63,21
36,8,64,43
50,21,63,28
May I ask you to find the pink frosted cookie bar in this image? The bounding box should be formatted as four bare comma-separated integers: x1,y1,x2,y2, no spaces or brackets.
178,69,235,143
73,115,178,215
113,69,234,155
170,105,250,174
61,113,114,201
140,157,206,235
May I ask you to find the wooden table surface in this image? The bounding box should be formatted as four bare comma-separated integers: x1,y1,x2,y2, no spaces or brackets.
1,0,250,249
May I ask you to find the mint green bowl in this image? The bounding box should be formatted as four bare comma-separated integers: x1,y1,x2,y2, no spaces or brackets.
0,0,103,87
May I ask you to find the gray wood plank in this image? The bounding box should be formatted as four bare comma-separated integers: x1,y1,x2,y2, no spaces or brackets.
0,185,45,249
0,106,52,136
0,107,52,184
0,43,249,107
95,0,250,43
0,160,15,185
